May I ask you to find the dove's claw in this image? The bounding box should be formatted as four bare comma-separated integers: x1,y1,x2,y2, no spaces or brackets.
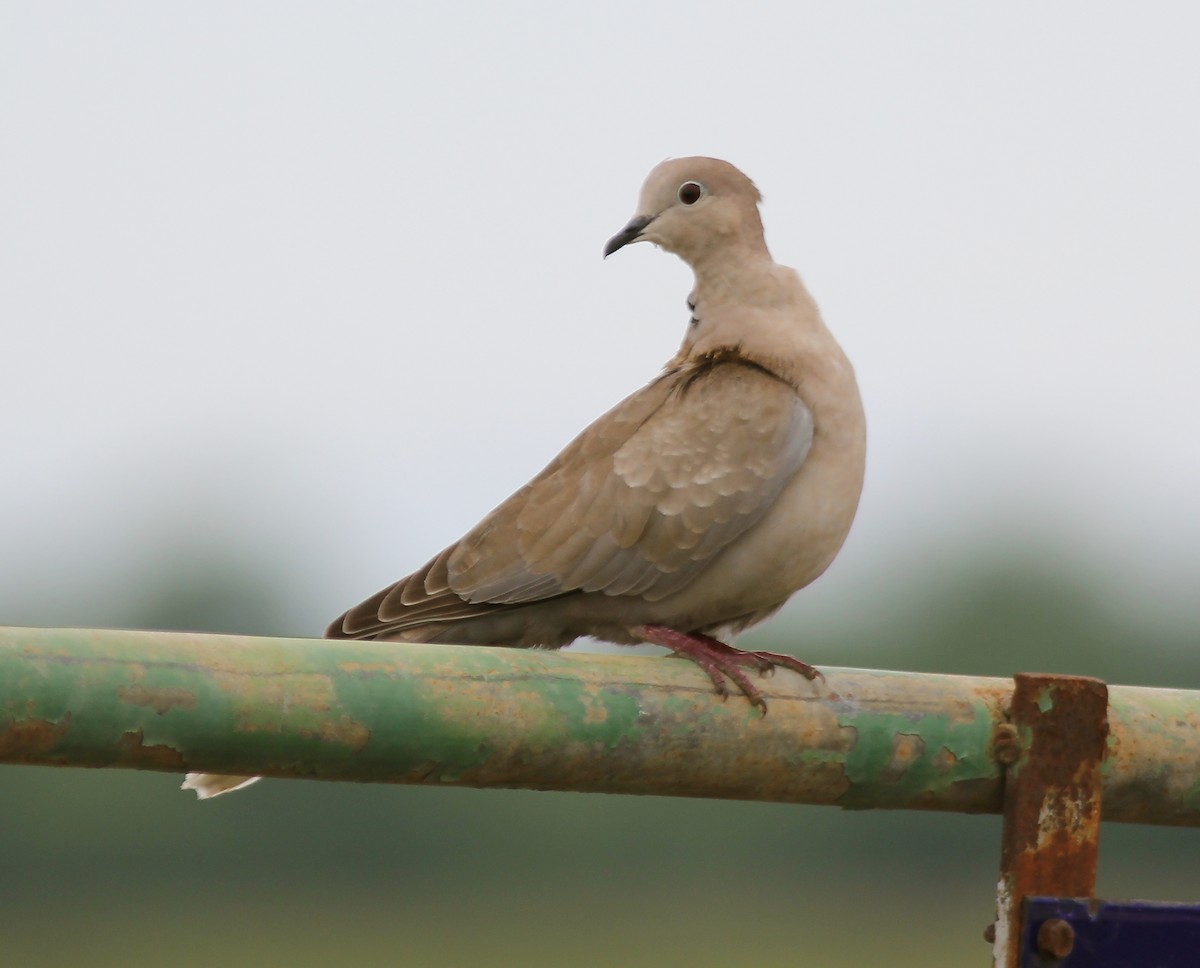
744,650,823,682
634,625,821,712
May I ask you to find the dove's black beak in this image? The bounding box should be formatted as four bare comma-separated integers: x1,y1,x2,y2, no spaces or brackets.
604,215,655,258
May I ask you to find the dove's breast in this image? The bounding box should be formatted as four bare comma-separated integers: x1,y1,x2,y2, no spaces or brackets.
643,338,866,634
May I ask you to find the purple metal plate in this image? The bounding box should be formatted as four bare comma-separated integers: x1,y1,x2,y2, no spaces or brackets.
1023,897,1200,967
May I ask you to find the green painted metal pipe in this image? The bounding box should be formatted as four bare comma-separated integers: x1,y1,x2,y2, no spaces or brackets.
1,626,1197,825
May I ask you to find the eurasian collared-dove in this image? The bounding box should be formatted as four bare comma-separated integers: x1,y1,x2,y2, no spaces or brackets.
183,157,866,799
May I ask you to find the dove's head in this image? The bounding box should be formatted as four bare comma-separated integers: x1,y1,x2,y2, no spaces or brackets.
604,157,768,266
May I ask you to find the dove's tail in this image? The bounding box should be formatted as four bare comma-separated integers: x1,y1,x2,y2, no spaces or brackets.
181,773,261,800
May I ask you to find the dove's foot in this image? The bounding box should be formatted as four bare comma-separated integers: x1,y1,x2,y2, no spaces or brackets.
633,624,822,713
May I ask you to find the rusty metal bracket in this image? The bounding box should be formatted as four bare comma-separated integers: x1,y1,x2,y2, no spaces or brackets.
990,674,1109,967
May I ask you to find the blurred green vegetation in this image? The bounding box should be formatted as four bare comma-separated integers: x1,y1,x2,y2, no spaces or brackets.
1,542,1197,967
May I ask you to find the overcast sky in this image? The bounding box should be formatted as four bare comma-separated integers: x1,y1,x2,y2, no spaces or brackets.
2,3,1198,636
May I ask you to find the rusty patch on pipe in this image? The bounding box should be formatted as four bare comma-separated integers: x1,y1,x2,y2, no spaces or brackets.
582,697,610,725
882,732,926,784
0,716,70,758
116,729,186,769
117,684,198,715
932,745,959,773
319,716,371,751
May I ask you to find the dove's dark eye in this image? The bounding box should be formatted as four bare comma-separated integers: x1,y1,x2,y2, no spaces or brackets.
677,181,704,205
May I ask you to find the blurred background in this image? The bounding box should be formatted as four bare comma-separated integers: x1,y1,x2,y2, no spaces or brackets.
2,3,1198,965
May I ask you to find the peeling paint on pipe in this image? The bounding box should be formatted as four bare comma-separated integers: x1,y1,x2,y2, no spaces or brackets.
1,627,1197,825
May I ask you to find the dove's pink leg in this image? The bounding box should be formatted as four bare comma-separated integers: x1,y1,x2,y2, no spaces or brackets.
633,625,822,713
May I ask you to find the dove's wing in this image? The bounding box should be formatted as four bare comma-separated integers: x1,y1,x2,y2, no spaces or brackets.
330,355,812,638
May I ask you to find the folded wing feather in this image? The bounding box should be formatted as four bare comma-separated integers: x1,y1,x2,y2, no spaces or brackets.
329,358,813,638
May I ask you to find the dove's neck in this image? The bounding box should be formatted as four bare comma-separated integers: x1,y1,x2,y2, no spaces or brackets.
678,250,839,388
